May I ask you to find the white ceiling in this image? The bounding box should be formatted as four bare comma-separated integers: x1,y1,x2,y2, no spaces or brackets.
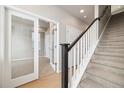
58,5,95,24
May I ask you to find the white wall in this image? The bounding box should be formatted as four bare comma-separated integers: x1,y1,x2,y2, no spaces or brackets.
39,32,45,56
98,5,111,37
12,5,87,43
111,5,124,15
13,5,85,30
45,27,50,58
66,25,81,68
66,25,81,43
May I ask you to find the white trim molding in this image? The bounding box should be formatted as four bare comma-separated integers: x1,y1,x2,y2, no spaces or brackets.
0,5,5,88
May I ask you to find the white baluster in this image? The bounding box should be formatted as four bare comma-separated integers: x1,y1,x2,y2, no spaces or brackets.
68,49,72,84
95,22,97,43
80,37,83,63
83,35,85,59
73,45,76,78
94,23,96,43
88,30,90,55
86,32,88,56
89,29,91,52
87,31,89,55
90,28,92,50
93,25,95,47
77,42,80,70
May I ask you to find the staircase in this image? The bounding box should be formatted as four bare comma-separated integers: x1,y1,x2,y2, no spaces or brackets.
78,12,124,88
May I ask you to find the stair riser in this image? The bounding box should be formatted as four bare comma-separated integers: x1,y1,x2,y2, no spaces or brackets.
95,52,124,57
92,54,124,63
87,68,124,86
98,44,124,48
105,29,124,32
103,34,124,38
106,28,124,31
104,34,124,38
87,73,121,88
102,36,124,40
103,35,124,38
96,47,124,52
100,40,124,43
101,39,124,42
91,60,124,70
89,63,124,75
109,24,124,27
97,46,124,50
104,32,124,36
79,78,105,88
107,25,123,31
99,42,124,46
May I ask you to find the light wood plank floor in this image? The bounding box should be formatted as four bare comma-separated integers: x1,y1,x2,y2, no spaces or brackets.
18,58,61,88
18,73,61,88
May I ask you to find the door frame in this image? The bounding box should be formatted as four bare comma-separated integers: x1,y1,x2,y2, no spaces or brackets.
49,23,58,71
0,5,5,88
5,8,39,88
2,5,60,87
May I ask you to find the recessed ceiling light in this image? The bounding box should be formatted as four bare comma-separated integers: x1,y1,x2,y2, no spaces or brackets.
80,9,84,13
84,16,87,18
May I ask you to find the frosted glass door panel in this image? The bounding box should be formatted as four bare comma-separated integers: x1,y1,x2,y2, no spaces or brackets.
11,15,34,79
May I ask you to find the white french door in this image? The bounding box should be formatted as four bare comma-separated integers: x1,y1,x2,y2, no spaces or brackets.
5,9,39,88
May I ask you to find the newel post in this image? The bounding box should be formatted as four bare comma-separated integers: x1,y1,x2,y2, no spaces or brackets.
60,43,69,88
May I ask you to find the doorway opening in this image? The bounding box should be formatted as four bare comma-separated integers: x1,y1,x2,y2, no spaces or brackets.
38,19,58,78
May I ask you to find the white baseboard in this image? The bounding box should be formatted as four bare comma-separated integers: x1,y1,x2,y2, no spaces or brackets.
12,56,48,62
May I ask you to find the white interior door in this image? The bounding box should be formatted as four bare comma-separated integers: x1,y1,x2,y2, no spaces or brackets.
5,9,39,88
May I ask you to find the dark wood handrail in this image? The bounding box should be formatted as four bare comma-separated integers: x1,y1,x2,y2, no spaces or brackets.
68,6,109,51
